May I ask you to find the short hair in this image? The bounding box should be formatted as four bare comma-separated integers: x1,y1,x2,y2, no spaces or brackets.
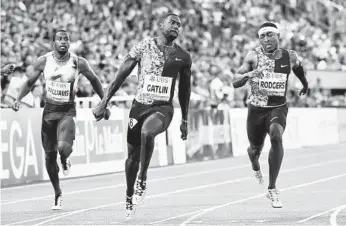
53,29,70,41
158,12,179,26
259,22,278,30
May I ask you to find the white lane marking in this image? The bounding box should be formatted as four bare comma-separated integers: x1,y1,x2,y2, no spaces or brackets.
5,213,69,225
2,149,339,205
330,204,346,226
2,145,341,192
30,158,346,226
1,164,249,205
179,173,346,226
149,210,204,225
297,207,337,223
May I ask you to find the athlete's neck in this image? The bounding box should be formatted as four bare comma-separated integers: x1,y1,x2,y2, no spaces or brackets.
157,35,174,47
263,47,279,56
53,50,70,62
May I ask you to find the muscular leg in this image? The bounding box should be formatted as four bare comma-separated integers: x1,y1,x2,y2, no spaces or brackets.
42,117,61,196
125,143,140,197
247,144,264,171
268,123,284,189
57,116,75,165
137,113,166,181
45,151,61,196
246,107,267,172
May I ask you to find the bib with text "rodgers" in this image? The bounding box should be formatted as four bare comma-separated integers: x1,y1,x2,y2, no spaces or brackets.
143,75,173,101
259,73,287,96
46,80,71,102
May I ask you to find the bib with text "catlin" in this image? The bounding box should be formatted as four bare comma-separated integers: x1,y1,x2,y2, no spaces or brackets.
143,75,172,101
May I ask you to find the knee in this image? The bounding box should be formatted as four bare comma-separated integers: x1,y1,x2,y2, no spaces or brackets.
270,132,282,144
45,152,57,164
57,142,72,158
126,154,140,167
248,146,262,156
141,128,155,140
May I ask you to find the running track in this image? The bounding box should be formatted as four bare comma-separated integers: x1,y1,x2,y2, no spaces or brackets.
1,143,346,225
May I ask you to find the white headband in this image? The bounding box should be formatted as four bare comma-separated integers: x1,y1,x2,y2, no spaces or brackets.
258,26,280,37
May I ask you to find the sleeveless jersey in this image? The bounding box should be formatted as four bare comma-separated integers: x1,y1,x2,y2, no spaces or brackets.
129,38,191,105
43,52,80,104
247,47,291,107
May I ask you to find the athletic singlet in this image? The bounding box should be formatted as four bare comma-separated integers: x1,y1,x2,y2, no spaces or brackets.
43,52,80,105
129,38,191,105
247,47,291,107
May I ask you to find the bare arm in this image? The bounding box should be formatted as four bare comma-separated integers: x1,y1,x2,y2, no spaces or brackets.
78,57,104,99
98,55,137,108
289,50,308,87
178,56,192,121
16,57,45,102
232,51,258,88
289,50,308,95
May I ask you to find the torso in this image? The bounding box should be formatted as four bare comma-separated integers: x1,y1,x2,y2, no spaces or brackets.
247,47,291,107
132,38,190,105
43,52,80,105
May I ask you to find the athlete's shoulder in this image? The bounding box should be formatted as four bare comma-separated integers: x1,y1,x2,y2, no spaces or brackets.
35,52,49,69
287,49,298,58
287,49,302,67
76,56,91,71
135,37,153,47
175,44,192,65
244,50,258,62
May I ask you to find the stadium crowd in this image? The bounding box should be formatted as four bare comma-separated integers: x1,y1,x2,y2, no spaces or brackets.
1,0,346,108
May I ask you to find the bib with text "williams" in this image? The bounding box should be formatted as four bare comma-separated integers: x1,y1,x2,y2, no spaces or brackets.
46,80,71,102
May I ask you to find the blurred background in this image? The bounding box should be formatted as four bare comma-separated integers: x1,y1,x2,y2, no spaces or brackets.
1,0,346,109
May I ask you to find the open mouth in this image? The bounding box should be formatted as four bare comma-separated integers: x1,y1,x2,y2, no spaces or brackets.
59,46,67,50
266,44,272,48
170,30,178,35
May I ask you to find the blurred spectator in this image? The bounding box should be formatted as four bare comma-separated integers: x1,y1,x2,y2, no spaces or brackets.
1,0,345,108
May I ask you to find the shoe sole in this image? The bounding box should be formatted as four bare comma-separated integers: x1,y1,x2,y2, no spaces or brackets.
52,206,62,210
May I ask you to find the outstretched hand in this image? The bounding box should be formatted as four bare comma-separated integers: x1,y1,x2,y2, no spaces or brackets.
11,100,20,112
299,86,309,96
92,104,111,121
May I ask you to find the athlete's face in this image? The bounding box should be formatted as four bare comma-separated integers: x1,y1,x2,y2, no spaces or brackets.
259,31,279,53
161,15,181,39
53,32,70,54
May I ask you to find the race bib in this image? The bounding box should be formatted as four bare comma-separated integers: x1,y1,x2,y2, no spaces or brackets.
259,73,287,96
143,75,173,101
46,80,71,102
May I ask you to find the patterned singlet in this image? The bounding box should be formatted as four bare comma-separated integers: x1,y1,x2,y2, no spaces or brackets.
247,47,291,107
43,52,80,105
129,38,191,105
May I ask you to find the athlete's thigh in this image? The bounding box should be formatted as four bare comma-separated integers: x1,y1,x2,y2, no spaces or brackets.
246,105,267,149
149,105,174,133
127,102,145,146
41,115,58,153
268,104,288,131
57,115,76,146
